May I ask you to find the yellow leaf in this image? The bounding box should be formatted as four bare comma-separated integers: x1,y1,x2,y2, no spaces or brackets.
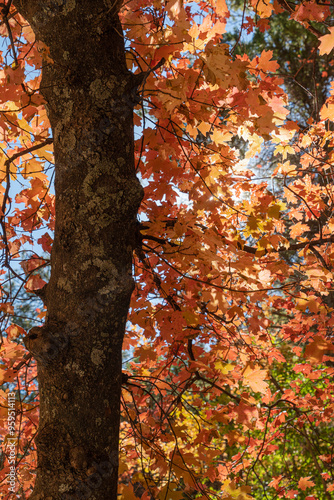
274,144,294,160
214,361,234,374
223,480,253,499
21,160,46,180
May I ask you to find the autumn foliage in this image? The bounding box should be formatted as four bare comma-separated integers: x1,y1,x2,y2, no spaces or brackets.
1,0,334,498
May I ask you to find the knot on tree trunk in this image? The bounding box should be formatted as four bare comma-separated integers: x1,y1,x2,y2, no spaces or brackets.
24,323,68,365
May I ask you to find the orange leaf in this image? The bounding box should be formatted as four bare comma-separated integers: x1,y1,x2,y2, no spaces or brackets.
236,400,258,428
242,363,269,394
25,274,47,292
319,27,334,55
298,477,315,491
214,0,228,17
0,303,14,315
304,335,333,364
320,102,334,121
6,324,26,339
249,0,273,17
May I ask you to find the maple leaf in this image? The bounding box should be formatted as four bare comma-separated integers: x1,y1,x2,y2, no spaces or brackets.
274,144,294,160
320,102,334,121
304,335,333,364
215,360,234,375
236,400,259,429
292,1,330,22
37,232,53,253
0,302,14,314
253,50,280,75
286,490,299,499
118,484,137,499
242,363,269,394
6,324,26,339
20,256,46,273
298,477,315,491
249,0,273,18
25,274,47,292
319,27,334,55
167,0,183,19
214,0,228,18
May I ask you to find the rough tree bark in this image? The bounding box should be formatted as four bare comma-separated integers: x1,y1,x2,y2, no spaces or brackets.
12,1,143,498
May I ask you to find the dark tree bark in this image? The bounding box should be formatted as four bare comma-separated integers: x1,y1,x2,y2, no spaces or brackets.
12,1,143,498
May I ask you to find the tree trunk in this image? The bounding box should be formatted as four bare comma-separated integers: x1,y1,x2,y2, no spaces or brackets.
12,1,143,498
